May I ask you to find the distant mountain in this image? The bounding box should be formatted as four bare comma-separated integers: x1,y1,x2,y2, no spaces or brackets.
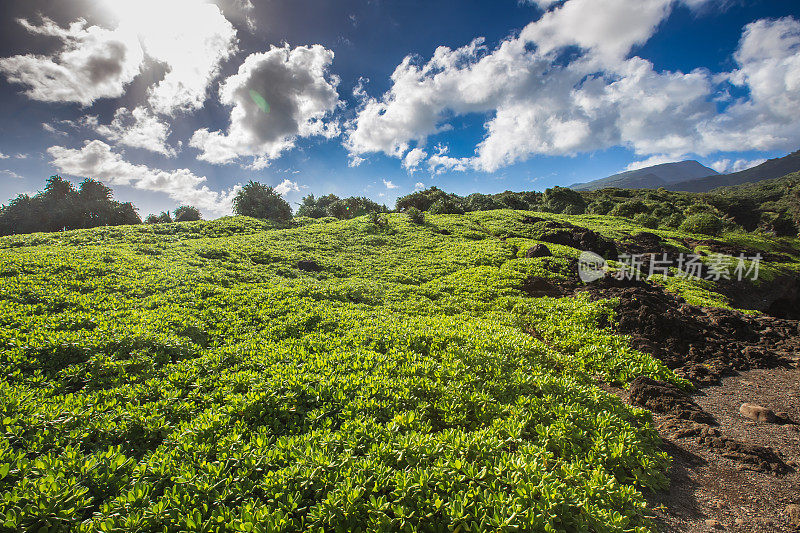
667,150,800,192
571,160,718,191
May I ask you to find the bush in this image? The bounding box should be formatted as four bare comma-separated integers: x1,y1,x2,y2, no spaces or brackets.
587,199,614,215
145,211,173,224
396,187,450,212
406,207,425,224
465,193,504,212
609,200,648,218
541,186,586,214
679,213,723,236
0,176,141,236
233,181,292,222
174,205,201,222
662,213,685,228
367,211,389,229
633,213,659,229
428,197,465,215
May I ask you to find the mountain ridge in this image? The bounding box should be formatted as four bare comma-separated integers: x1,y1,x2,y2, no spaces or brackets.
571,160,717,191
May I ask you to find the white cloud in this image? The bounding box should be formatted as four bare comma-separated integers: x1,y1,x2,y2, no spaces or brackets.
348,155,365,168
625,154,680,171
0,153,8,159
346,0,800,174
710,158,767,174
42,122,69,136
520,0,673,64
125,0,239,114
428,144,475,174
1,1,237,115
402,147,427,171
413,182,425,191
14,153,28,159
1,169,24,179
274,179,304,195
382,179,399,189
0,17,143,106
94,107,177,156
190,44,341,168
48,140,237,216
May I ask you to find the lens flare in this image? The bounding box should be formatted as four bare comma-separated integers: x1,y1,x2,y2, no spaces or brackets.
249,89,270,113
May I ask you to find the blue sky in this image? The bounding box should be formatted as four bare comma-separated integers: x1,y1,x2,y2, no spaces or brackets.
0,0,799,217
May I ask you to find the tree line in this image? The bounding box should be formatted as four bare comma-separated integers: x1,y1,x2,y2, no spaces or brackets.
2,174,798,237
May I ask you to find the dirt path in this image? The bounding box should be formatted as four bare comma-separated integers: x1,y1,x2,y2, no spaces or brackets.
646,364,800,532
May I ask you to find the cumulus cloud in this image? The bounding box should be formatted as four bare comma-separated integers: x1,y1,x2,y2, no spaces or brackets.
1,0,237,115
402,147,427,171
48,140,237,216
94,107,177,156
126,0,238,114
521,0,674,64
0,17,143,105
413,182,425,191
190,44,341,168
625,154,681,171
42,122,69,136
710,158,767,174
428,145,475,174
382,179,399,189
346,0,800,174
274,178,304,195
0,153,8,159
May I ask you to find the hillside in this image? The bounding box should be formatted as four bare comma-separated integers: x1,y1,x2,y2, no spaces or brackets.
669,150,800,192
1,211,799,531
571,160,717,191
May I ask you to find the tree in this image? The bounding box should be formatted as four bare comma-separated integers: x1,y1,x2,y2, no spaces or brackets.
541,186,586,214
145,211,173,224
396,187,456,212
0,175,141,236
174,205,201,222
232,181,292,222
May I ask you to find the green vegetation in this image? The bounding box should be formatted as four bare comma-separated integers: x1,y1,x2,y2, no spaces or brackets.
1,169,799,531
0,176,140,236
173,206,202,223
0,209,717,532
3,207,796,532
233,181,292,222
396,173,800,237
297,194,387,219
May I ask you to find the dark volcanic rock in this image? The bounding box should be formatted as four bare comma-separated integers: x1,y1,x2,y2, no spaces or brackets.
629,376,714,424
526,244,552,258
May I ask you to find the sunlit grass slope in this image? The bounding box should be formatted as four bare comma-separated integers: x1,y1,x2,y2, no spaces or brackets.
0,211,795,532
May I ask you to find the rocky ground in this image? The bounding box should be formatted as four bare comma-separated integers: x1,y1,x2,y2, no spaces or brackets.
603,284,800,532
521,227,800,531
646,366,800,532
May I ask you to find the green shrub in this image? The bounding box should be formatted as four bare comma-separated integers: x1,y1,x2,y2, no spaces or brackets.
587,199,614,215
633,213,659,229
542,186,586,214
406,207,425,224
662,213,685,228
232,181,292,222
609,200,648,218
428,197,465,215
174,205,201,222
679,212,723,235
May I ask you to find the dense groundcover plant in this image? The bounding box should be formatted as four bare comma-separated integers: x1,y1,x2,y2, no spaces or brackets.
2,208,794,532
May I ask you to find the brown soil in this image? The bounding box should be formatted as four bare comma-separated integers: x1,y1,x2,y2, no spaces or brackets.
645,366,800,532
522,274,800,530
